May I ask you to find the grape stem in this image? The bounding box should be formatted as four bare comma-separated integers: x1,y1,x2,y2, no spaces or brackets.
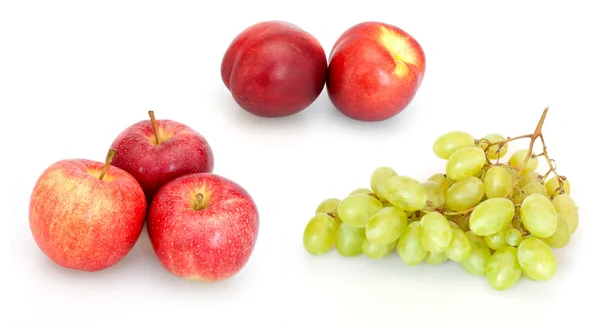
479,106,564,196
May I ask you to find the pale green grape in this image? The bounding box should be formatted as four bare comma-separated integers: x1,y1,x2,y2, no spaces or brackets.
382,176,428,211
448,221,459,229
363,239,395,259
517,237,557,281
433,131,476,159
518,171,542,188
428,173,450,193
545,175,570,196
334,223,365,257
396,221,428,265
521,181,547,197
425,251,448,265
316,198,341,216
445,228,472,262
505,229,523,247
446,146,487,181
422,181,445,210
303,213,338,255
503,166,519,182
484,227,509,250
552,194,578,234
509,149,538,174
520,193,558,238
483,166,513,198
419,212,453,253
485,246,521,291
370,166,397,202
446,177,485,211
350,188,373,195
365,206,408,245
460,235,491,276
478,133,508,159
542,213,571,248
469,198,515,236
337,194,383,228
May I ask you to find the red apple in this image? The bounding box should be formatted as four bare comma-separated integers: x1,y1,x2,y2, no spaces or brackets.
29,150,147,272
326,21,426,122
109,111,214,202
221,20,328,118
147,173,259,282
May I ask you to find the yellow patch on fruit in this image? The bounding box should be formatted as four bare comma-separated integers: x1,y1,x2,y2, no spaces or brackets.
148,127,174,145
86,168,116,182
379,26,417,76
190,186,211,211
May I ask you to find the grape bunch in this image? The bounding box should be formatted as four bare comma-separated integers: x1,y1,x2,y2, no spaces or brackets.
302,108,578,291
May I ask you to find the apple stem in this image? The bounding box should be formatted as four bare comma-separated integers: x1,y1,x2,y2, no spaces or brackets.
99,149,116,181
193,193,205,210
148,110,162,145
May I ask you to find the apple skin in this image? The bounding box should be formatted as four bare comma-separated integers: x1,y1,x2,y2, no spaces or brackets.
326,21,426,122
109,118,214,202
147,173,259,282
29,159,147,272
221,20,328,118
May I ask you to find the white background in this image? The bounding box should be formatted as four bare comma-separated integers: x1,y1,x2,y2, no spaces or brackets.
1,0,597,326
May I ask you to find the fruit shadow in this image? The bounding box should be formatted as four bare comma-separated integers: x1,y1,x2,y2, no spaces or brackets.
30,226,245,293
216,89,419,137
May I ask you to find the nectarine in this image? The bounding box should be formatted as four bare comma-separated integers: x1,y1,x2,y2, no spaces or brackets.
326,22,426,122
221,21,328,118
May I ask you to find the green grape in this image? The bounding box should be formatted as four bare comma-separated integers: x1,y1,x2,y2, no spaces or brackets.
383,202,394,207
446,177,485,211
425,251,448,265
316,198,341,216
520,193,558,238
505,229,523,246
503,166,519,182
303,213,338,255
545,175,570,196
363,239,395,259
445,146,487,181
518,171,542,188
483,166,513,198
484,227,509,250
517,237,557,281
370,166,397,202
485,246,521,291
541,213,571,248
469,198,515,236
419,212,453,253
337,194,383,228
478,133,508,159
334,223,365,257
522,181,547,197
552,194,578,234
433,131,476,160
460,236,491,276
349,188,373,195
509,149,538,174
445,228,472,262
382,176,428,211
422,181,445,210
448,221,459,229
365,206,408,245
428,173,450,193
396,221,428,266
